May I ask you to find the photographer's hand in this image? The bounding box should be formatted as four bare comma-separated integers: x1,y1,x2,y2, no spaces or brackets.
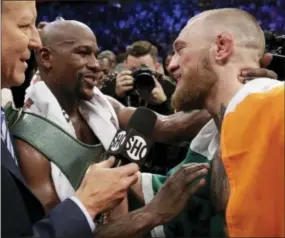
139,77,167,105
151,78,167,104
115,70,134,98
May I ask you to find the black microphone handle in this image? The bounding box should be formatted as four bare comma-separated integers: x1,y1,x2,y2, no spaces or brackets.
103,153,128,168
113,154,132,167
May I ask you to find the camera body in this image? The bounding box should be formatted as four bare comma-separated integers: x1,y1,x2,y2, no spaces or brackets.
132,65,156,92
264,31,285,55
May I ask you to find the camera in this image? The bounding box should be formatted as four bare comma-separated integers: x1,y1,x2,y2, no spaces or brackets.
264,31,285,55
132,64,156,92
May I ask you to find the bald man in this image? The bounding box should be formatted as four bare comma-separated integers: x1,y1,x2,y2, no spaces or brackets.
169,8,284,237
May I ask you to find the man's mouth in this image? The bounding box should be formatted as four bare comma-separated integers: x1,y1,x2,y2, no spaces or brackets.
176,77,182,85
20,59,28,68
83,75,97,88
20,52,31,67
83,74,97,81
173,73,182,83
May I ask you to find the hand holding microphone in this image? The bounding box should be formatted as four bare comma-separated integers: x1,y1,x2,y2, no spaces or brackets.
75,107,156,220
75,157,139,219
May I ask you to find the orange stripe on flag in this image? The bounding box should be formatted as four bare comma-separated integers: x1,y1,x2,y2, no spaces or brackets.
221,85,284,237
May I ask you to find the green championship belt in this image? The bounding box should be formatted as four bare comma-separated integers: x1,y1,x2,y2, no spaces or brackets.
4,102,105,190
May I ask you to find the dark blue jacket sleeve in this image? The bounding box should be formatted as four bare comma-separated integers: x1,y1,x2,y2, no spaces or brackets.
33,199,94,238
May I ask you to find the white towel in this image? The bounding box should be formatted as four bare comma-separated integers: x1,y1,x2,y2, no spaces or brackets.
24,75,119,201
1,88,14,107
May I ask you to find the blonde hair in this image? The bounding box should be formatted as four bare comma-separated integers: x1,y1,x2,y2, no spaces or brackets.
189,8,265,61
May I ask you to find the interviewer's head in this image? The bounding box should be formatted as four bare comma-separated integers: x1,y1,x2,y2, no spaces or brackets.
169,8,265,111
1,1,42,89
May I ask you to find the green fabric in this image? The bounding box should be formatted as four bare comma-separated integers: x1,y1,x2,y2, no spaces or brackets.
4,103,105,190
151,149,225,237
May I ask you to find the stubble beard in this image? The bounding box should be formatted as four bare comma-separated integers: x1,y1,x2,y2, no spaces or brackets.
171,48,217,112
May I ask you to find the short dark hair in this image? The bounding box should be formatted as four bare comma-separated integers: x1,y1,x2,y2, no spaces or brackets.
126,41,158,62
97,50,116,64
116,53,127,64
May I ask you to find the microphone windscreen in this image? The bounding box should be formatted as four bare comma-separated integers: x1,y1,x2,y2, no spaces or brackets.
126,107,157,137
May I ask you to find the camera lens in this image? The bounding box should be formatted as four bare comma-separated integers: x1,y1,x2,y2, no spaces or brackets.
133,67,155,92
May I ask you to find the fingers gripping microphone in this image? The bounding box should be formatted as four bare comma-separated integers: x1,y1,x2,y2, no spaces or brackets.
96,108,157,223
107,107,157,167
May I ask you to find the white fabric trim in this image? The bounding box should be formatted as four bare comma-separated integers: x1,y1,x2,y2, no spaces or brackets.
142,173,165,237
226,78,284,115
142,173,155,204
190,119,219,161
1,89,14,107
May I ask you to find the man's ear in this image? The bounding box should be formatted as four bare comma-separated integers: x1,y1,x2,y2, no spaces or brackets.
38,48,52,71
215,32,234,65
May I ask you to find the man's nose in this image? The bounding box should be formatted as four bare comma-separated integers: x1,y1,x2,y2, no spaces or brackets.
29,26,42,51
168,54,179,74
87,54,101,71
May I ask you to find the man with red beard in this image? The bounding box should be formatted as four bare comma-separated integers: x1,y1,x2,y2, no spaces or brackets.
168,8,284,237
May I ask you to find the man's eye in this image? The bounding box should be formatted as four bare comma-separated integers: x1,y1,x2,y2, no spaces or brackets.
177,47,184,53
79,51,89,56
19,24,31,29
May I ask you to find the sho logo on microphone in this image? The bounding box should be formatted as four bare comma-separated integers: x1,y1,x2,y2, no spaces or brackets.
109,131,127,152
125,136,147,161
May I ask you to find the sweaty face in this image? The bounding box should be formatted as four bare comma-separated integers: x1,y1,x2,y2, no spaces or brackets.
43,27,101,100
126,54,157,72
1,1,42,88
169,24,217,112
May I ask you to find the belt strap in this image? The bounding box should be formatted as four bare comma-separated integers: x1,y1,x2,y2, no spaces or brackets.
4,102,105,190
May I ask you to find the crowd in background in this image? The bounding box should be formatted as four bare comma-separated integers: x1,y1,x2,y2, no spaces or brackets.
36,0,285,59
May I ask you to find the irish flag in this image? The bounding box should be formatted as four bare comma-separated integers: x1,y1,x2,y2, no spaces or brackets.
221,78,284,237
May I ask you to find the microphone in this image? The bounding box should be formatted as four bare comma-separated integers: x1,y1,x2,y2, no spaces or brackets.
106,107,157,167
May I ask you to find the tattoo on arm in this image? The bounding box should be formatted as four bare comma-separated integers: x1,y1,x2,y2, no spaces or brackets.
211,147,230,213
